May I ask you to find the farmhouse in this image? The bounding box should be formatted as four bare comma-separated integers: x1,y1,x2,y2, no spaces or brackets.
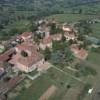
0,48,15,63
62,24,72,32
0,76,24,96
20,32,32,41
64,32,76,41
39,36,52,50
71,44,88,60
9,41,44,73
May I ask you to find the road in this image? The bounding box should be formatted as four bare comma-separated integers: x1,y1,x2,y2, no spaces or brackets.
51,65,85,84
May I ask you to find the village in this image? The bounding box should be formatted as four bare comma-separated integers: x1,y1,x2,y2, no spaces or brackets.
0,19,99,100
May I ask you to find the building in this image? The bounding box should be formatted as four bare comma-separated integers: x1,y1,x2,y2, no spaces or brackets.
0,48,15,63
39,36,52,50
71,44,88,60
62,24,72,32
52,34,62,41
10,41,44,73
0,76,24,95
64,32,76,41
39,33,63,50
37,26,50,38
20,32,32,41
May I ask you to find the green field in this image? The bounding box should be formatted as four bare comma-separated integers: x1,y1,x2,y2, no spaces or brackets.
47,14,93,23
12,67,84,100
91,23,100,38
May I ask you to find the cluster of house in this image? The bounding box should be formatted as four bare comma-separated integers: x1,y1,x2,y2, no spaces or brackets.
0,20,89,75
0,19,89,98
37,20,88,60
39,22,76,50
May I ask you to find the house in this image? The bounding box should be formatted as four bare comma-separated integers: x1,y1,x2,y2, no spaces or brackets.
39,33,63,50
0,76,24,95
37,25,50,38
52,34,62,41
20,32,32,41
64,32,76,41
0,48,15,63
39,36,52,50
9,41,44,73
71,44,88,60
62,24,72,32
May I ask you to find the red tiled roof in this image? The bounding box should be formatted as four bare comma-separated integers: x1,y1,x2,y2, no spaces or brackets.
0,76,24,94
18,50,43,67
41,36,52,44
16,41,38,52
0,49,15,62
21,32,32,38
11,41,43,67
70,44,88,59
52,34,62,40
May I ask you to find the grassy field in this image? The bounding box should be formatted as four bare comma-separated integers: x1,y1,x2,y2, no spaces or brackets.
12,75,52,100
12,67,84,100
91,23,100,38
47,14,93,23
88,51,100,67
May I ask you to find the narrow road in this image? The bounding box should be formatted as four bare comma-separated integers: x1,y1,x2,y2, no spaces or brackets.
51,65,85,84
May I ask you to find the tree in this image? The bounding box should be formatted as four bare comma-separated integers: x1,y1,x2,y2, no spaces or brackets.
44,47,51,61
61,35,66,42
0,24,4,30
21,50,28,57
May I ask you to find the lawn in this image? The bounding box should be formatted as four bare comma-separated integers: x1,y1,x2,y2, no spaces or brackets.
47,14,94,23
88,51,100,67
12,75,52,100
28,70,38,76
12,67,83,100
91,23,100,38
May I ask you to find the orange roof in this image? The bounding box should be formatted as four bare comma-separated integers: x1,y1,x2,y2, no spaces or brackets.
71,44,88,59
11,41,43,67
52,34,62,40
16,41,38,52
41,36,52,44
21,32,32,38
19,51,43,67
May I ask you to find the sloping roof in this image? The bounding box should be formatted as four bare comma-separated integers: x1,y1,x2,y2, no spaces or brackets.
41,36,52,44
0,76,24,95
21,32,32,38
16,41,38,52
71,44,88,59
52,34,62,40
18,50,43,67
0,49,15,63
11,41,43,67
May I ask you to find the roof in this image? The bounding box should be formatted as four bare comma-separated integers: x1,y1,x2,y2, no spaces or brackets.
11,41,43,67
52,34,62,40
41,36,52,44
0,48,15,63
71,44,88,59
64,32,74,37
0,76,24,95
16,41,38,52
21,32,32,38
63,24,72,32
